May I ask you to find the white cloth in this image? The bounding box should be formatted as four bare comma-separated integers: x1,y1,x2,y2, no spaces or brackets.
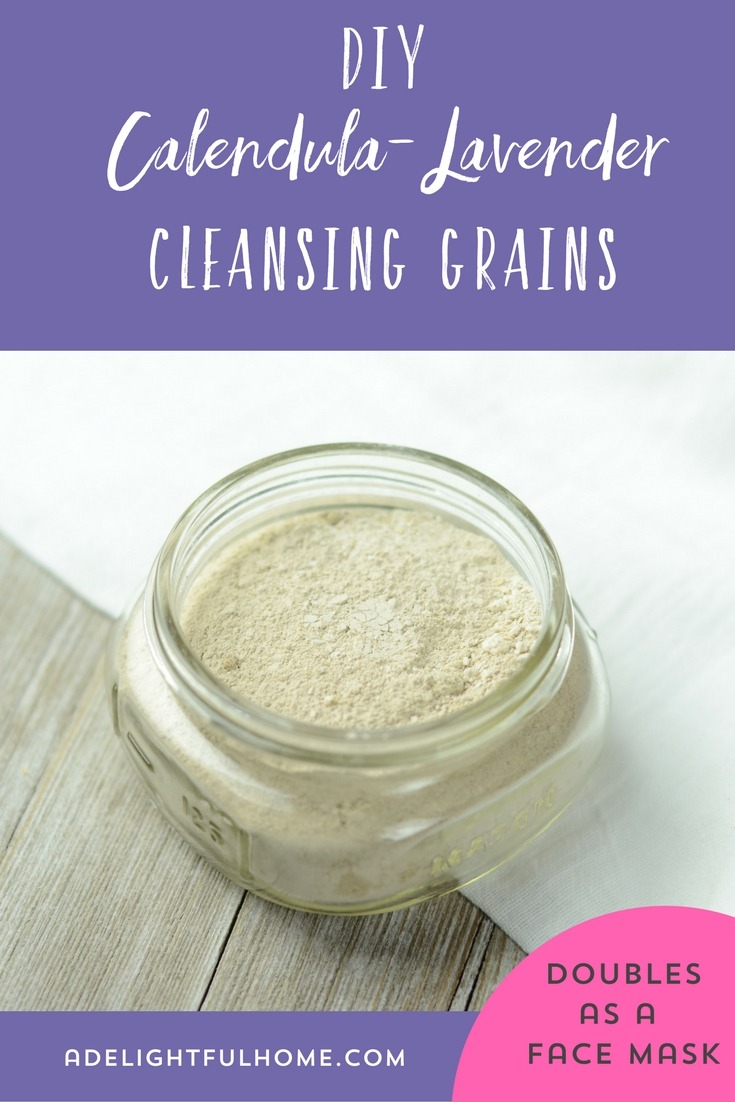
1,352,733,950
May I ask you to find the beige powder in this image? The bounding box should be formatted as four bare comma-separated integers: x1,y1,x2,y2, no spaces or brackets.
118,596,595,907
118,562,598,908
181,508,542,729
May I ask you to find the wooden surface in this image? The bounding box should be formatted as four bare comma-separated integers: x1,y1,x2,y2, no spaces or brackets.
0,533,525,1011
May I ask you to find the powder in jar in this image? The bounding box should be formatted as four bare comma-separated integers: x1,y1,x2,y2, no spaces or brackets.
181,508,542,729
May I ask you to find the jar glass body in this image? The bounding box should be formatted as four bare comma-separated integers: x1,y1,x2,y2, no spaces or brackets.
107,444,610,914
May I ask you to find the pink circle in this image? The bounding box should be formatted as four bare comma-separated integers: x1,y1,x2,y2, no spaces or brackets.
453,907,733,1101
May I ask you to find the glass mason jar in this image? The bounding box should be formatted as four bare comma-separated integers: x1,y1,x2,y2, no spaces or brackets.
107,444,610,914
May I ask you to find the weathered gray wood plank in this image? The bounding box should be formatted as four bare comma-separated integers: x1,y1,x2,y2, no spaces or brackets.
202,890,495,1011
0,539,107,853
462,924,527,1010
0,536,243,1010
0,533,525,1010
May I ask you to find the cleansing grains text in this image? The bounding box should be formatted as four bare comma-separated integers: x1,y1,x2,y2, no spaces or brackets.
105,23,670,293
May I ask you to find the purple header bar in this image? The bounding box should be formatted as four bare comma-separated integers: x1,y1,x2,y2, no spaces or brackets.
2,1,734,349
0,1011,474,1102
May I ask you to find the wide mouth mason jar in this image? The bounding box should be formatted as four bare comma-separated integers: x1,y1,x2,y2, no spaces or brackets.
107,443,610,914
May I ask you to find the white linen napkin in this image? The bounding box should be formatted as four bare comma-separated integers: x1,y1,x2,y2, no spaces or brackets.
1,351,733,950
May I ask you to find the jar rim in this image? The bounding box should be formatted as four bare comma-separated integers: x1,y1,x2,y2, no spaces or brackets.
146,442,572,763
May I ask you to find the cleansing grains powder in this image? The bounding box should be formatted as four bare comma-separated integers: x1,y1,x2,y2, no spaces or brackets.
181,509,542,729
109,446,610,912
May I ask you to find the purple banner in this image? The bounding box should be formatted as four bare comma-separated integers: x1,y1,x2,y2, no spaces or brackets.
2,0,734,350
0,1011,474,1102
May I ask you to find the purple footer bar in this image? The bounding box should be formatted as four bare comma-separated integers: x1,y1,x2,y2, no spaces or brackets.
0,1011,476,1102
